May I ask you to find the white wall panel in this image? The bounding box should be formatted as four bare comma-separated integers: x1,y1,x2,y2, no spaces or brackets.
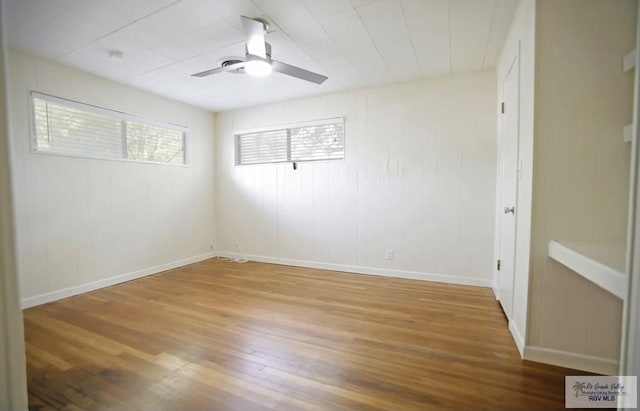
7,49,217,303
216,71,497,285
527,0,635,366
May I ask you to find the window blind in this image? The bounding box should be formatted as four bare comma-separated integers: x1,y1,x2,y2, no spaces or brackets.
290,122,344,161
33,97,123,159
31,92,188,166
126,121,185,165
235,117,344,166
236,129,288,165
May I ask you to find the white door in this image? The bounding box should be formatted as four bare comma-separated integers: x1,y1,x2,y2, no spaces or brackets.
498,55,519,320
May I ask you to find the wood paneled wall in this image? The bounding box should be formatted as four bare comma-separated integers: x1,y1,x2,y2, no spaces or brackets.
6,50,217,305
216,71,497,286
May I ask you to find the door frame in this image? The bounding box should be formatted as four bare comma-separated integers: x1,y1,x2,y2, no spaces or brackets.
621,0,640,390
0,6,28,410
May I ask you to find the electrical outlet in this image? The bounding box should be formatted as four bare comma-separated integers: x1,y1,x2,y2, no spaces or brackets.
386,249,395,260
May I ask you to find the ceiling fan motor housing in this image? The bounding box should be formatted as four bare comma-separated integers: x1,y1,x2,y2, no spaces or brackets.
221,59,246,74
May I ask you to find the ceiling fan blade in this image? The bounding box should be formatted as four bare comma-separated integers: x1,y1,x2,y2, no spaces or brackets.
191,61,246,77
241,16,266,58
271,60,328,84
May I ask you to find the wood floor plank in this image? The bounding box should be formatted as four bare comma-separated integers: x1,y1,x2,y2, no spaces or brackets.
24,259,597,410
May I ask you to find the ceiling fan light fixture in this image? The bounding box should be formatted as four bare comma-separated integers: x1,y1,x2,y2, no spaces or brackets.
245,58,272,77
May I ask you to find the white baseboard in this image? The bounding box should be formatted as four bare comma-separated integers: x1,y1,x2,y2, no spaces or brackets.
20,252,217,309
524,346,619,375
217,251,492,287
508,320,525,358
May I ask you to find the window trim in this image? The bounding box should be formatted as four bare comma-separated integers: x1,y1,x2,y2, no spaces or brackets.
29,91,191,167
234,116,345,166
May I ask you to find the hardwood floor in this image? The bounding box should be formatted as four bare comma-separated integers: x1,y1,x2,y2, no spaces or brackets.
24,259,588,410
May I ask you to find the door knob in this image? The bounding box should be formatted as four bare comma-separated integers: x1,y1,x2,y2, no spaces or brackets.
504,206,515,214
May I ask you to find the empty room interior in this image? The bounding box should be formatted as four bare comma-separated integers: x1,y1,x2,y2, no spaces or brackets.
1,0,640,410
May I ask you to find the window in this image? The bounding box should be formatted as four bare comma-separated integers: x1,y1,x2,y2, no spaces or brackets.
31,92,188,165
235,117,344,166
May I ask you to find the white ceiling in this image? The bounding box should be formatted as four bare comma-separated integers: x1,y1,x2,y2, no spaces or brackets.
4,0,520,112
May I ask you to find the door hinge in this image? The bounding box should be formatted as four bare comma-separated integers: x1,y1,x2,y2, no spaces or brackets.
500,102,505,114
497,259,501,271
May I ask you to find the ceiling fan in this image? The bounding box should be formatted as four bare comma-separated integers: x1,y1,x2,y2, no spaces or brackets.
191,16,328,85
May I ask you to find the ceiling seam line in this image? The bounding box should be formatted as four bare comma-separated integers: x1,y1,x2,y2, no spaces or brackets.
264,6,343,89
398,0,423,79
297,1,363,89
481,0,499,70
55,0,185,60
352,6,393,80
132,40,247,79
